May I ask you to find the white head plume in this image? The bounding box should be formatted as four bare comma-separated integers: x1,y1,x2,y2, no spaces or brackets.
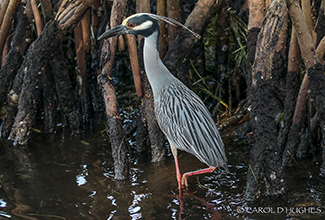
143,13,201,40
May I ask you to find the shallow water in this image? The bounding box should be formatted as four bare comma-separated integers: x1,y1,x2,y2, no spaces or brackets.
0,121,324,219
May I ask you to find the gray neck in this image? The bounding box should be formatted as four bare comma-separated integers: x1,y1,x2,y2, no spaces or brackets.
143,30,175,96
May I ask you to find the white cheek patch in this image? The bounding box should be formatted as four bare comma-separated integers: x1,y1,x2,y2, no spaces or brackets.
133,20,153,30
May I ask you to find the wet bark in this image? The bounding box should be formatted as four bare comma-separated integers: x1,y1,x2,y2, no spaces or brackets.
9,20,62,145
82,9,91,54
81,8,93,93
102,0,126,77
97,73,129,180
126,34,143,98
42,64,56,133
282,74,309,165
142,93,166,162
286,0,325,176
55,0,97,31
55,0,99,128
0,3,30,112
275,16,297,156
246,0,266,88
91,0,110,113
51,47,81,131
246,0,287,201
40,0,54,23
315,8,325,47
91,0,101,37
0,97,18,139
135,113,149,153
315,8,325,170
308,64,325,177
75,21,90,123
0,0,96,144
31,0,44,35
278,67,301,151
1,33,12,66
124,112,149,153
139,85,164,158
302,0,316,40
282,0,320,166
246,27,259,86
97,0,129,179
0,0,21,65
278,28,301,155
0,0,10,27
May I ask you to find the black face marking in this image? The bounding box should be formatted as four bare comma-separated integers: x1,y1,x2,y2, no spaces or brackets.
127,14,160,37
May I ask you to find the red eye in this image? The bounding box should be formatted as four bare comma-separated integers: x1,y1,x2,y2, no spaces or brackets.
128,22,135,28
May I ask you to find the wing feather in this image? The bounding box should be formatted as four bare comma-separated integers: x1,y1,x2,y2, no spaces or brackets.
155,82,227,168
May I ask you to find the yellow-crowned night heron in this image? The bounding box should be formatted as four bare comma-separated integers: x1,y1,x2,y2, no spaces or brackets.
98,13,228,189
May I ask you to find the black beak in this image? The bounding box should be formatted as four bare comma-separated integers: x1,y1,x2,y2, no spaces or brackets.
98,25,128,40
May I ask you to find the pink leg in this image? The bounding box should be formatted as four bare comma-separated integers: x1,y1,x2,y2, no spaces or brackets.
181,166,216,187
170,145,182,190
173,154,182,190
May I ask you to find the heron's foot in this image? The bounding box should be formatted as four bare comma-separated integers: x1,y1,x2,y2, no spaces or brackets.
181,175,189,187
181,167,216,187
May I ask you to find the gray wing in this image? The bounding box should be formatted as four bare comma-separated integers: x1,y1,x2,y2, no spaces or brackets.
155,82,227,168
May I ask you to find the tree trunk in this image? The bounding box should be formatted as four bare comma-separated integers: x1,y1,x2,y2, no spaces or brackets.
0,0,21,65
0,0,10,27
282,74,309,165
98,0,129,179
279,27,301,146
75,21,90,123
31,0,44,35
126,34,143,97
246,0,266,89
6,0,93,144
97,73,129,180
246,0,287,202
8,21,62,145
0,3,30,112
51,47,81,131
286,0,325,176
40,0,54,22
42,64,56,133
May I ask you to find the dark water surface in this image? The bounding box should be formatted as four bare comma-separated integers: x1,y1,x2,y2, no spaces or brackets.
0,122,324,219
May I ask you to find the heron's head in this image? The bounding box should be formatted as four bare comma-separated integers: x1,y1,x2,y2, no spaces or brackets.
98,13,159,40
